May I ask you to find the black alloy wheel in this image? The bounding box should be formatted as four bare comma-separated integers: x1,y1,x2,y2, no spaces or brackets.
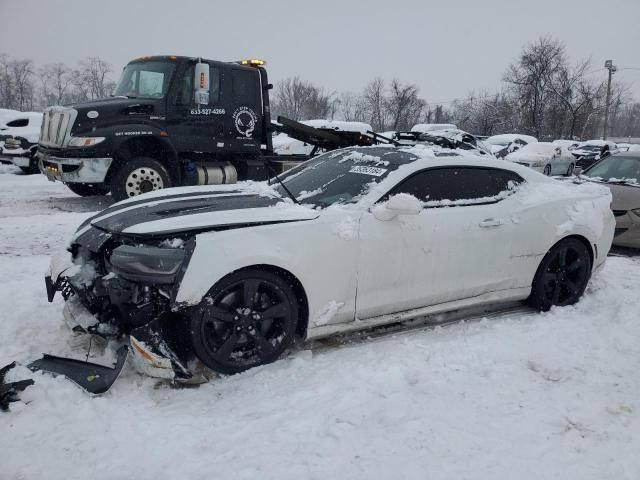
543,164,552,176
528,238,592,311
190,270,299,375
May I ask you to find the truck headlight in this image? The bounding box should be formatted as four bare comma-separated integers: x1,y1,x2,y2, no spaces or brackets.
68,137,106,147
109,245,185,284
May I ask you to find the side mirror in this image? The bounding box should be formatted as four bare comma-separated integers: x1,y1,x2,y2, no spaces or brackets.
372,194,422,221
193,61,210,105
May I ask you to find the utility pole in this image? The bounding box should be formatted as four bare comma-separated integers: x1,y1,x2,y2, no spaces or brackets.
603,59,617,140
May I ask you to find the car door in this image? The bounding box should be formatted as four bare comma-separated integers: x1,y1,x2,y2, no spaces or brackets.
166,61,226,152
356,166,525,320
551,146,570,175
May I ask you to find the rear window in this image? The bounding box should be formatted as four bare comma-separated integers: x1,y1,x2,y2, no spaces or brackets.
6,118,28,127
232,69,259,104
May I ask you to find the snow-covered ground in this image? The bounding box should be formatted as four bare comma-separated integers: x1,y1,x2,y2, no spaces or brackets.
1,165,639,480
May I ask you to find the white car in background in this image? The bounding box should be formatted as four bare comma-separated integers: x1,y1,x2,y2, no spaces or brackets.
553,139,580,151
0,111,43,173
486,134,538,158
46,145,614,378
505,142,576,176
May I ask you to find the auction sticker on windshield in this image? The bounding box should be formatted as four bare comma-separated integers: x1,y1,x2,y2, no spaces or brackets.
349,166,387,176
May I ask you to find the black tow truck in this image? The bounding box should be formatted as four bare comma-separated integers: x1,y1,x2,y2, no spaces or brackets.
37,56,380,201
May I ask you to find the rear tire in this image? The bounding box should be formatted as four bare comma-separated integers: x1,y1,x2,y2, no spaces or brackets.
566,163,575,176
189,269,299,375
66,183,110,197
110,157,171,202
527,238,592,311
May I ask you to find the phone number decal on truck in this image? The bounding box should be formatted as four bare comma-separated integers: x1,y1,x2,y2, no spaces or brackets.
190,108,226,115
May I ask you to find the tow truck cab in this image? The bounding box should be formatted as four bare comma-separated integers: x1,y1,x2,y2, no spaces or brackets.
37,56,275,200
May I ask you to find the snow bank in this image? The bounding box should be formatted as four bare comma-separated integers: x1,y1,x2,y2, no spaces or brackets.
1,162,639,480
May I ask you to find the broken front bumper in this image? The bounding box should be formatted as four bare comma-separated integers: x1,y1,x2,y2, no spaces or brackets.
37,151,112,183
47,274,187,381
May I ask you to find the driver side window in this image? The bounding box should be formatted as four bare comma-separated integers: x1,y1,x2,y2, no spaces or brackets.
386,167,523,206
175,64,221,105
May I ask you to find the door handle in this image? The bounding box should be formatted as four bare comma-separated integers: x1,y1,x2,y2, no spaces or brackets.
479,218,503,228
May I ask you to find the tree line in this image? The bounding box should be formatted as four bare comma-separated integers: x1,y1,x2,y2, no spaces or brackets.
272,37,638,140
0,55,115,111
1,36,638,139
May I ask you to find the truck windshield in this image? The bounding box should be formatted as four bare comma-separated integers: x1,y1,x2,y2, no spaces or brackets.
113,60,176,99
273,147,415,207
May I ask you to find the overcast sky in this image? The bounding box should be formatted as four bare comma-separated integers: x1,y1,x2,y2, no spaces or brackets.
1,0,639,103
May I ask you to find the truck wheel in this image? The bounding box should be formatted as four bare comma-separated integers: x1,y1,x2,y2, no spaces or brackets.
66,183,110,197
111,157,170,202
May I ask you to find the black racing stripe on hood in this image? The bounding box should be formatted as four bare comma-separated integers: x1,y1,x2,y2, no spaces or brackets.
91,193,281,234
76,189,247,231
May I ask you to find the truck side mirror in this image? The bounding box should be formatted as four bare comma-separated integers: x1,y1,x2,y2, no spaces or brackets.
194,61,210,105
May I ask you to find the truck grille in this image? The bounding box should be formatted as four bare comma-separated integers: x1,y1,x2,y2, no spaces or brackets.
40,108,76,147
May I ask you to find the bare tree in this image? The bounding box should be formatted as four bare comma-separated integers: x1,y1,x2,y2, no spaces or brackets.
272,77,315,120
79,57,112,100
385,79,426,131
0,54,13,108
504,36,567,138
362,78,387,131
339,91,368,123
9,60,35,110
40,63,74,107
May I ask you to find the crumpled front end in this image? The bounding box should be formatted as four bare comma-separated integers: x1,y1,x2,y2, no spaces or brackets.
46,227,198,381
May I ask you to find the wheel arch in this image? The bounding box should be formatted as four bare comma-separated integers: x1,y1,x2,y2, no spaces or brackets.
109,136,179,183
218,264,310,340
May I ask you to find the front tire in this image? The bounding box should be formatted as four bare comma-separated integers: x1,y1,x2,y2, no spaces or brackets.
110,157,170,202
543,164,552,176
527,238,592,311
189,270,299,375
66,183,110,197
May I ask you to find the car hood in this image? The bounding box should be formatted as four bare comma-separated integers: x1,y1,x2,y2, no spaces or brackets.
74,186,320,240
506,151,551,162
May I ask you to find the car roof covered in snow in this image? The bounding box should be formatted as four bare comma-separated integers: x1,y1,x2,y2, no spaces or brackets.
486,133,538,145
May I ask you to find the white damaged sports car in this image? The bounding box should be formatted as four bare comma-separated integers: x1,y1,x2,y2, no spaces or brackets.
46,145,615,380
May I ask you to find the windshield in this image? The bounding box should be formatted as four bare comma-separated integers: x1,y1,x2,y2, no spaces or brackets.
273,148,415,207
583,156,640,184
113,60,176,99
577,145,602,152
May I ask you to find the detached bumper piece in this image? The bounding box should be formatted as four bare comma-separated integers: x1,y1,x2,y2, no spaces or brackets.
0,362,35,412
28,346,128,395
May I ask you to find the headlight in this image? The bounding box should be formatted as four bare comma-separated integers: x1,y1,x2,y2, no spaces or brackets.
531,160,546,167
109,245,185,284
68,136,105,147
632,208,640,216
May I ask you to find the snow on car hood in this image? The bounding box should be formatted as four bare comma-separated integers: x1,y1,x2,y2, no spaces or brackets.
75,184,319,238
